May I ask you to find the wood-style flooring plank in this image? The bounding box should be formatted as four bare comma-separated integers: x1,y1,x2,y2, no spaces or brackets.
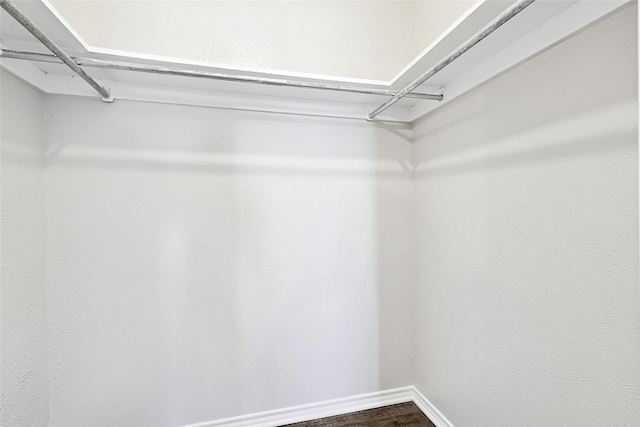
280,402,436,427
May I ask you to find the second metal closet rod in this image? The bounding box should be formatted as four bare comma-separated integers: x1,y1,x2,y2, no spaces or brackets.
368,0,537,120
0,50,443,101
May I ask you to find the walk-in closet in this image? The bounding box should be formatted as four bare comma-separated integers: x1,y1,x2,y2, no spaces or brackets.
1,1,638,426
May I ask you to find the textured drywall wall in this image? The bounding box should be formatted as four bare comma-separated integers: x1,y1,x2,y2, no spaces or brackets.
0,71,48,425
44,97,413,426
412,4,639,426
49,1,413,81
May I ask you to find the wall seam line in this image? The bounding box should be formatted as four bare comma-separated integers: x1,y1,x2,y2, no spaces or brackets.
42,91,52,426
409,120,416,386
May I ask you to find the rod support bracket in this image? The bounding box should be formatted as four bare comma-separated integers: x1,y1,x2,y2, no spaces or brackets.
101,92,114,103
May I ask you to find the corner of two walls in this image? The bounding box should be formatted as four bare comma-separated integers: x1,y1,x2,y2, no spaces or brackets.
1,69,415,426
0,70,48,426
41,96,414,425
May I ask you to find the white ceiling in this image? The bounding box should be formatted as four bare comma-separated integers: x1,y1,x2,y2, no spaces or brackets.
47,0,477,83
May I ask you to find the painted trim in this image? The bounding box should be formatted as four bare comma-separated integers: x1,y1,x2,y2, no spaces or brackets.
389,0,486,84
409,0,631,122
412,386,455,427
0,65,412,123
183,387,415,427
40,0,92,51
40,75,412,123
0,51,47,92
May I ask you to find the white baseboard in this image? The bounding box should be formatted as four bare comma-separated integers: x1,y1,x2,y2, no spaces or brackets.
412,386,454,427
184,386,415,427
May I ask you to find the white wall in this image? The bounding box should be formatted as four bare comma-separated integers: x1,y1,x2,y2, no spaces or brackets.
412,4,639,427
44,97,413,426
0,71,48,426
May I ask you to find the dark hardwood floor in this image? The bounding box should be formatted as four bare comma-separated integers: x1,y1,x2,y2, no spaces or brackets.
280,402,436,427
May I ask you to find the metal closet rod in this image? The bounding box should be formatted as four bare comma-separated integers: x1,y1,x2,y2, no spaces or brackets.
1,0,533,114
0,49,444,101
0,0,111,101
368,0,536,120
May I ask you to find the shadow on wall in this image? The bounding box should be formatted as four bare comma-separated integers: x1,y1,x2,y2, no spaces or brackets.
43,97,413,426
412,15,637,180
413,96,637,179
45,103,411,177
